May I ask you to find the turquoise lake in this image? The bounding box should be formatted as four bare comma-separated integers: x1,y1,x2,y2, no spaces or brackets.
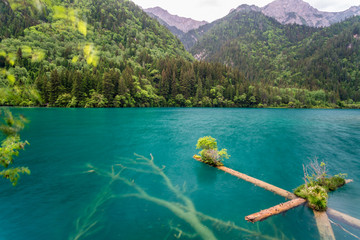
0,108,359,240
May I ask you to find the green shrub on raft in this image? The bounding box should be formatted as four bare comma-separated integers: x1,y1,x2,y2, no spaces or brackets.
294,184,328,211
306,185,328,211
294,160,347,211
317,175,346,191
196,136,217,150
196,136,229,166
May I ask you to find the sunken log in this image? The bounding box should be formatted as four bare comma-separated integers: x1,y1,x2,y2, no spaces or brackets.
327,208,360,230
245,198,307,223
193,154,356,239
345,179,354,184
314,211,336,240
193,155,296,199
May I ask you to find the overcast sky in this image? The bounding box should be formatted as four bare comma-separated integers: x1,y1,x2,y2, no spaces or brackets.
131,0,360,22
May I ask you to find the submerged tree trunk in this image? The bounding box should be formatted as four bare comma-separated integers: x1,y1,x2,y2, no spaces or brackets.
193,154,358,240
327,208,360,230
314,211,336,240
245,198,307,223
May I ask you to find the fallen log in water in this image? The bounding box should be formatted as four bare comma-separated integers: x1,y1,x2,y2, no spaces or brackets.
244,198,337,240
327,208,360,230
193,155,357,240
245,198,307,223
314,211,336,240
346,179,354,184
193,155,296,200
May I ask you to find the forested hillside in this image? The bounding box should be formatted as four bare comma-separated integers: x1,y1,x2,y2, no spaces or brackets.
187,9,360,106
0,0,194,107
0,0,359,108
190,10,318,81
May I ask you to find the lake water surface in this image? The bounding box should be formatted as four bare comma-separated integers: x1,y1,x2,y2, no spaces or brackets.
0,108,359,240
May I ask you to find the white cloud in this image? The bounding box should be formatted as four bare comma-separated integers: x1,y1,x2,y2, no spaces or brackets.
131,0,360,22
199,0,220,6
311,0,359,12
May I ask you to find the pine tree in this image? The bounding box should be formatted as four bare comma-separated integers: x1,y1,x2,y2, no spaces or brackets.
122,65,135,96
72,71,84,105
196,78,203,100
102,71,115,104
160,69,170,99
118,76,127,95
49,69,61,106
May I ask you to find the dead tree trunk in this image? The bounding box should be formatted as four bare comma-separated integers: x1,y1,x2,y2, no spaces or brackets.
193,155,356,240
314,211,336,240
193,155,296,199
245,198,307,223
327,208,360,230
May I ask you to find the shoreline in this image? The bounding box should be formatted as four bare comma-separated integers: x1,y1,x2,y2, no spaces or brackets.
1,105,359,110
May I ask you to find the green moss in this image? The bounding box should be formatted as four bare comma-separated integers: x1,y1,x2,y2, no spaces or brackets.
294,184,328,211
306,185,328,211
317,176,346,191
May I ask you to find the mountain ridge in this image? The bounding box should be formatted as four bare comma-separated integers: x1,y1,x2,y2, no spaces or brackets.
145,0,360,32
234,0,360,27
188,7,360,102
144,7,207,33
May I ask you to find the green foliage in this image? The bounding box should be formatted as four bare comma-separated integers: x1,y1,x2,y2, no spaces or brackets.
0,0,193,108
0,135,28,168
196,136,217,150
196,136,229,166
295,184,328,211
0,166,30,186
84,90,108,108
0,110,30,186
317,175,346,192
0,110,28,135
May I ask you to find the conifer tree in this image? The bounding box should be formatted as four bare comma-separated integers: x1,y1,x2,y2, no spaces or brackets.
49,69,61,106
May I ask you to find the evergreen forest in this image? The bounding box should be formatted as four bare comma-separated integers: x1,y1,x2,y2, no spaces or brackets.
1,0,360,108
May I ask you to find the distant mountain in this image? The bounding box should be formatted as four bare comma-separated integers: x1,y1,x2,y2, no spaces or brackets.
144,11,185,38
144,7,207,33
188,7,360,102
261,0,360,27
189,10,318,79
229,4,261,14
147,1,360,51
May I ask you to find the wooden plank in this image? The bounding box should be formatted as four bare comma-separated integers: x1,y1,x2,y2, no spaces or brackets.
245,198,307,223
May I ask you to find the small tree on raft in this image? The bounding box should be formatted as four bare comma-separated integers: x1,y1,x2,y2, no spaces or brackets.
196,136,229,166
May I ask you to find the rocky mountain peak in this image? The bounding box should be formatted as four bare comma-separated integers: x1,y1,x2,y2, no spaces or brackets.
230,4,261,14
144,7,207,33
261,0,329,27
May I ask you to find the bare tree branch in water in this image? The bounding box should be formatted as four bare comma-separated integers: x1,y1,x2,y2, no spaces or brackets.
71,154,289,240
69,178,114,240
